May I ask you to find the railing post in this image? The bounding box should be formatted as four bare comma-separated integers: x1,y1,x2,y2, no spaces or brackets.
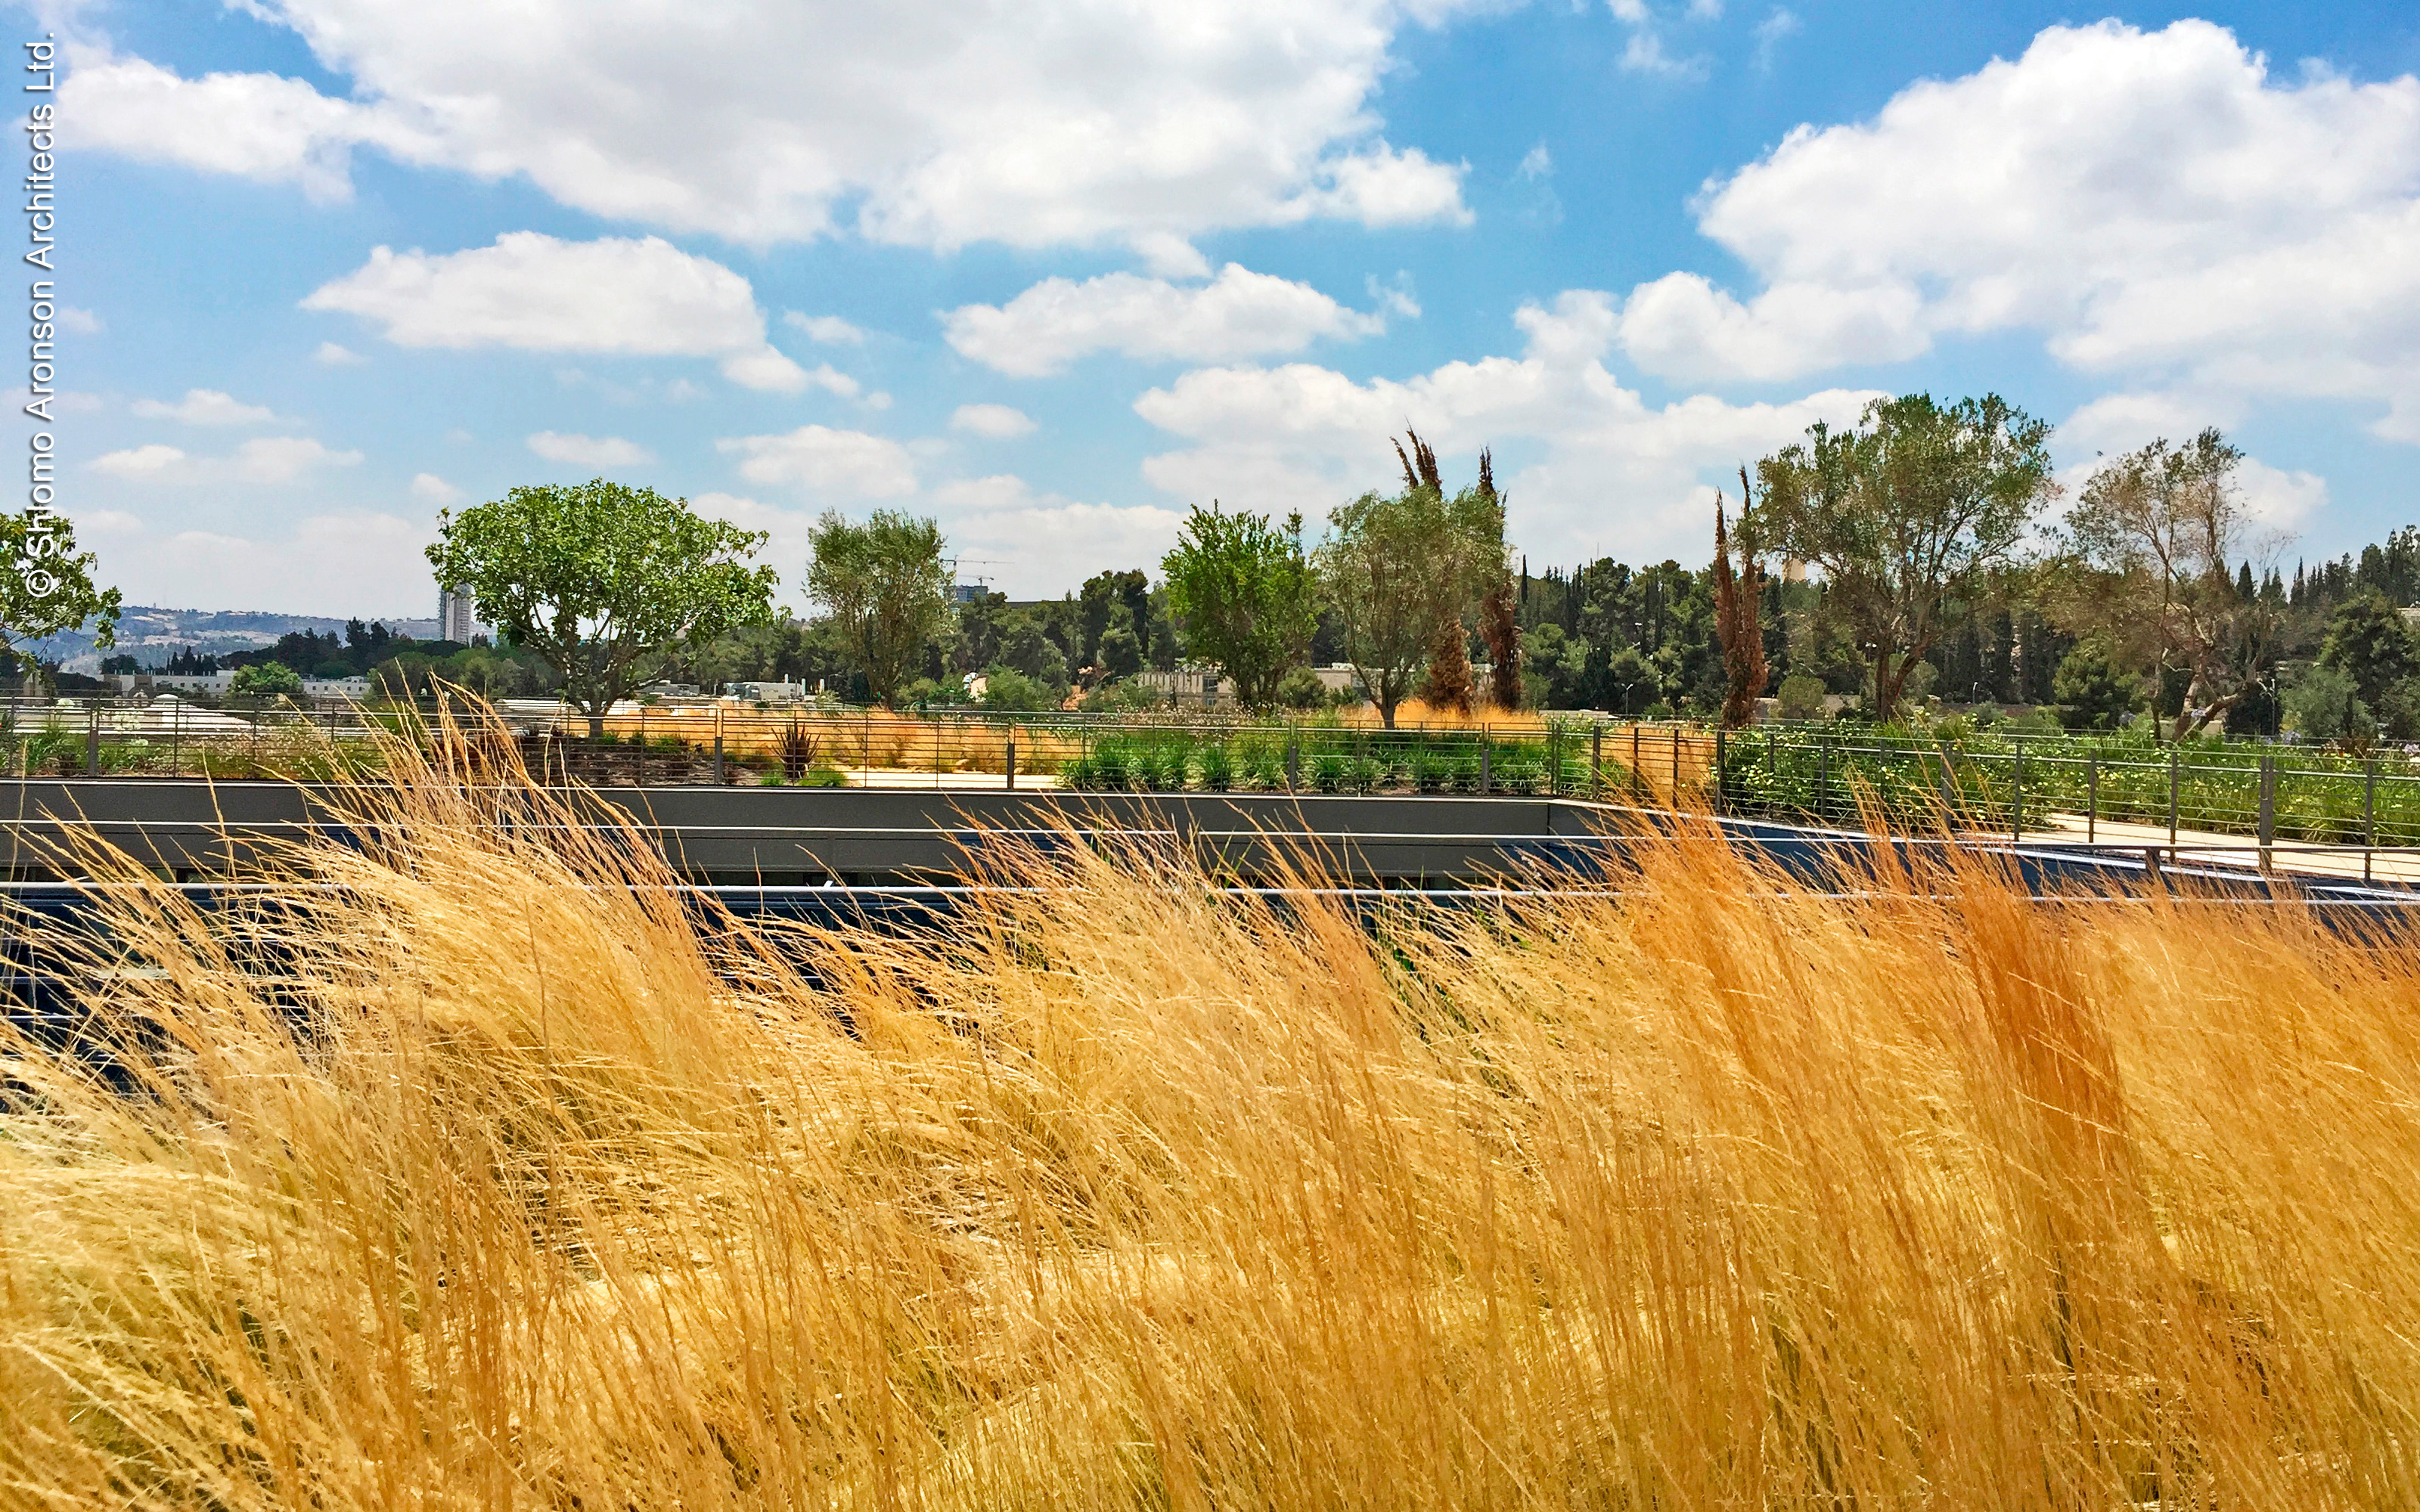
2257,752,2276,875
1478,728,1492,795
2011,736,2023,841
1590,722,1603,798
171,701,182,778
1817,739,1829,823
85,703,99,777
1630,723,1643,800
713,704,725,785
1668,725,1680,808
1006,724,1017,791
2364,758,2376,883
1713,725,1727,814
1285,726,1299,793
2178,750,2197,856
2086,755,2098,845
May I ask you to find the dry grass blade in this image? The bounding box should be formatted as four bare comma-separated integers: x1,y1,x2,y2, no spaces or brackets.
3,723,2418,1507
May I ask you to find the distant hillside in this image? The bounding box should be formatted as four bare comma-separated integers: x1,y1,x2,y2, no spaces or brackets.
21,607,442,673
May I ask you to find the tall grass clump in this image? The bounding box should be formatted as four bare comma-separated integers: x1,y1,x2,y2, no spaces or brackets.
4,724,2420,1507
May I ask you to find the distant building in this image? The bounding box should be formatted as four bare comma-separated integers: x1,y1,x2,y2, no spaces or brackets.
437,585,483,644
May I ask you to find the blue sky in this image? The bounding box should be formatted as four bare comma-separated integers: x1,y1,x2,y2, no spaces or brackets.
26,0,2420,615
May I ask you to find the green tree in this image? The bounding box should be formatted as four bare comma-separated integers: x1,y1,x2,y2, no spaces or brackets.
0,507,120,671
1317,482,1472,728
1773,672,1827,723
230,660,302,700
1097,605,1145,679
2060,429,2280,740
1276,666,1327,710
1161,503,1317,709
978,667,1053,711
804,510,953,708
998,614,1071,694
2318,590,2418,710
1758,393,2054,718
425,479,777,736
2050,637,2141,732
2285,662,2372,745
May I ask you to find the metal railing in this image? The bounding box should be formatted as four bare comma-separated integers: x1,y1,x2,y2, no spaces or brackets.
0,697,1720,801
1711,726,2420,884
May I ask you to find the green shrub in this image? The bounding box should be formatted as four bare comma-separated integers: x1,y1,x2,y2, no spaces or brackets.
1197,745,1233,792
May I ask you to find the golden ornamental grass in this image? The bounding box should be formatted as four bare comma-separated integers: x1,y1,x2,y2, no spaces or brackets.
3,742,2418,1508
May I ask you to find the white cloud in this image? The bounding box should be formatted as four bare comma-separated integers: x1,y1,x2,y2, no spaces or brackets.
1612,19,2420,442
1132,232,1212,280
950,403,1038,439
92,443,186,477
312,340,368,366
2059,390,2245,460
951,499,1190,596
1614,274,1927,383
409,471,463,503
64,2,1478,249
230,436,362,482
718,424,917,497
90,436,362,484
69,510,439,617
130,388,280,426
1752,7,1800,70
526,431,653,468
945,262,1387,377
2235,458,2330,531
1134,290,1881,564
301,231,808,392
56,306,102,334
1516,144,1552,180
1619,31,1708,81
783,312,866,345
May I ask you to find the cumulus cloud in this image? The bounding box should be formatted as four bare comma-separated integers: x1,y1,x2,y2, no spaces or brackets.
783,313,866,345
944,263,1387,377
526,432,653,468
1611,19,2420,442
91,436,362,483
312,340,367,366
92,443,185,478
1134,290,1881,563
67,510,439,617
302,232,810,392
718,425,918,497
130,388,281,426
950,404,1038,438
410,471,463,503
56,306,102,334
63,1,1477,249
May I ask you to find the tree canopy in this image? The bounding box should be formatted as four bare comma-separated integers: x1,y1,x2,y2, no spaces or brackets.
1758,393,2053,718
1161,503,1317,710
2059,429,2278,739
0,508,119,672
1317,482,1472,728
805,510,953,708
424,479,777,734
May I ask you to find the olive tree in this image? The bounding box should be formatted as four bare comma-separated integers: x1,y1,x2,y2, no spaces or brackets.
805,510,954,708
1317,483,1471,728
2061,429,2279,740
1758,393,2053,719
425,479,777,736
